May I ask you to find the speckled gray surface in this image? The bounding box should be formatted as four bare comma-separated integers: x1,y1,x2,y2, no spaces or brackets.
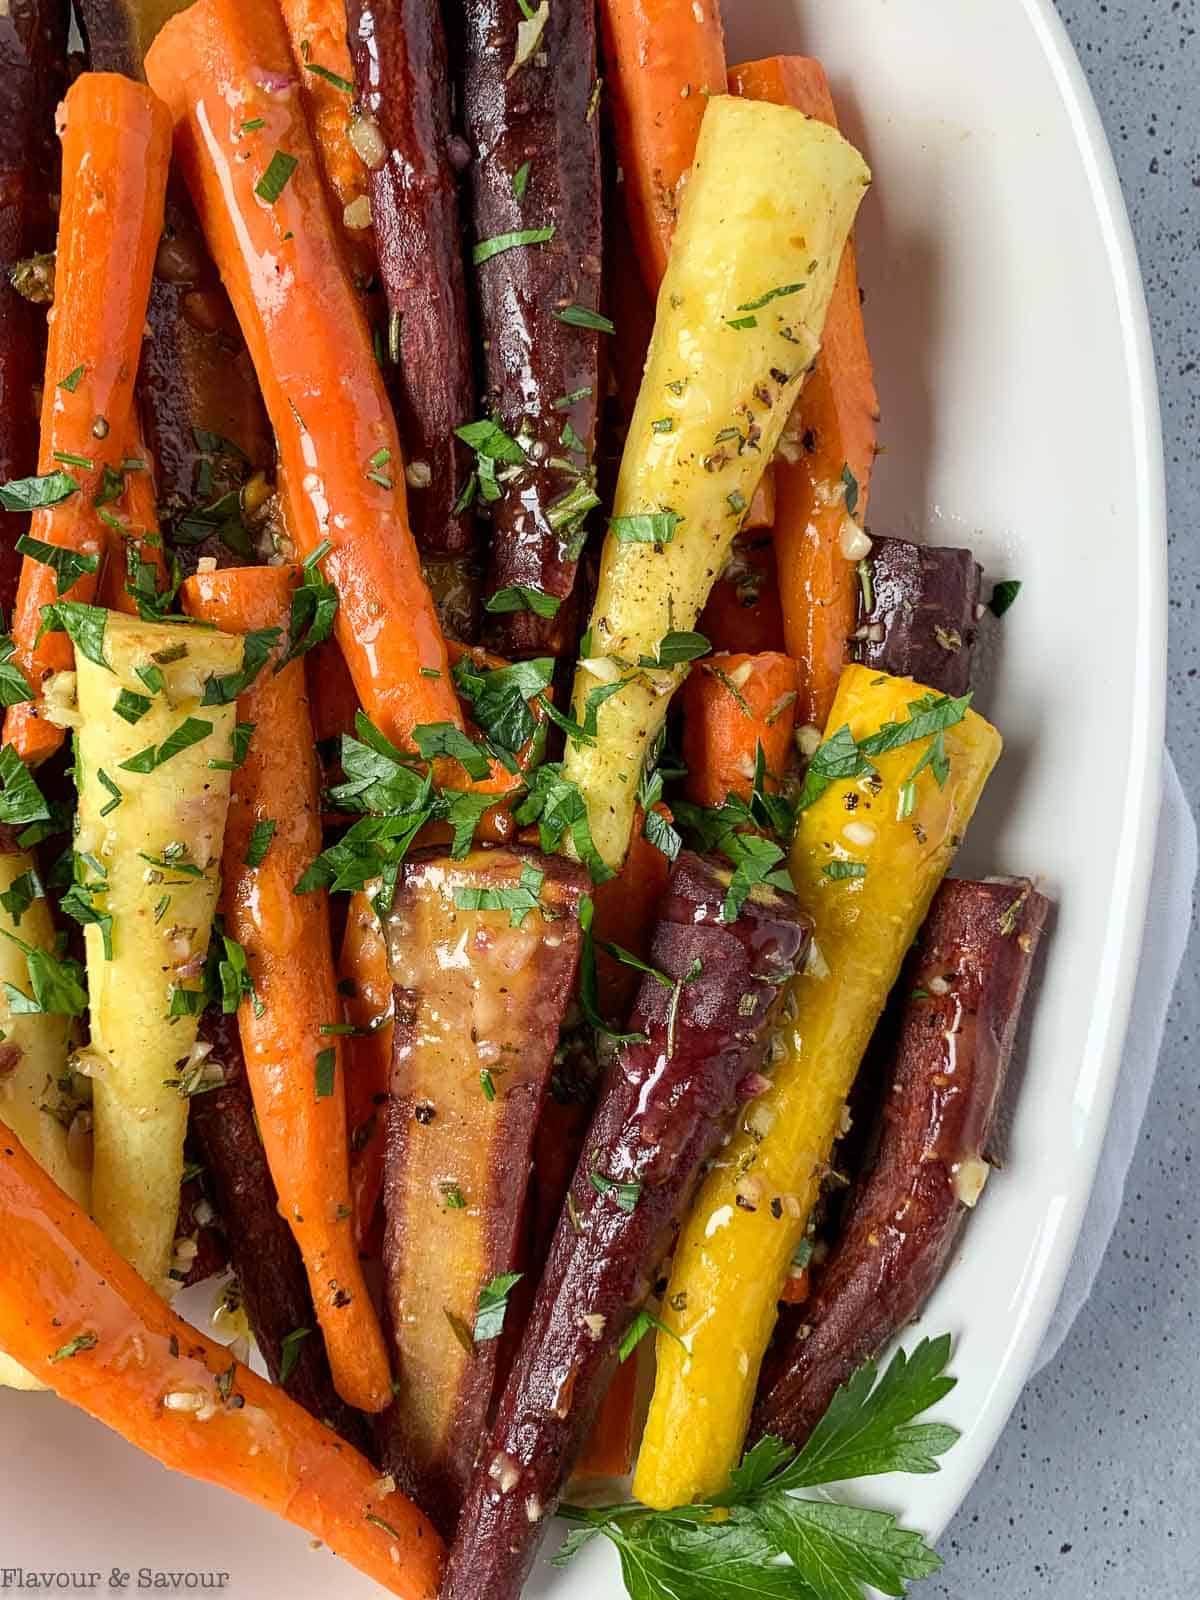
928,3,1200,1596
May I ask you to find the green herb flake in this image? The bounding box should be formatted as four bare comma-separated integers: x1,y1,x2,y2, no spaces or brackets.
255,150,298,204
651,417,674,434
990,579,1022,617
512,160,532,200
484,584,561,620
553,387,593,410
0,472,80,513
473,224,556,265
305,61,353,92
554,304,614,334
473,1272,522,1343
737,281,805,311
96,769,122,816
637,630,710,669
242,117,266,132
48,1331,98,1363
823,860,868,881
119,717,213,774
314,1047,336,1099
842,462,860,516
726,314,758,330
609,510,680,545
589,1169,641,1213
14,533,97,596
618,1306,686,1363
113,689,152,725
57,365,86,394
479,1068,496,1102
244,819,277,869
278,1326,311,1384
440,1180,467,1210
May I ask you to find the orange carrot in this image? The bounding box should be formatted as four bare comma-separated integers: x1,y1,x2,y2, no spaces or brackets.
181,563,393,1415
306,636,361,748
729,56,880,730
146,1,460,753
599,0,726,292
743,467,776,531
3,73,170,765
99,431,169,615
338,888,394,1248
681,651,800,809
0,1127,443,1598
576,1354,641,1478
699,536,786,656
279,0,375,282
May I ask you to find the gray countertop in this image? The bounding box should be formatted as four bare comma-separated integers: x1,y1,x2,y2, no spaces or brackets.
929,3,1199,1595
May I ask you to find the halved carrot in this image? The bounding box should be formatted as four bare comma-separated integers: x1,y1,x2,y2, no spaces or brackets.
146,0,460,752
338,888,394,1248
681,651,800,809
3,72,170,764
729,56,880,730
0,1127,443,1598
599,0,726,292
181,563,393,1415
99,430,169,614
279,0,375,281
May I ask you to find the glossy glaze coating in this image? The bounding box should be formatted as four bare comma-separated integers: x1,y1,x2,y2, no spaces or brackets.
461,0,603,655
146,0,461,749
379,847,587,1535
439,850,809,1600
349,0,478,557
752,877,1050,1447
859,534,982,697
0,1128,443,1598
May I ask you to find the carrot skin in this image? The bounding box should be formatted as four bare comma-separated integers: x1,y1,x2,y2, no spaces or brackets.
0,1127,443,1598
347,0,478,557
3,72,171,765
598,0,726,292
461,0,603,656
0,0,69,617
146,0,461,751
182,564,394,1415
681,651,800,809
729,56,880,731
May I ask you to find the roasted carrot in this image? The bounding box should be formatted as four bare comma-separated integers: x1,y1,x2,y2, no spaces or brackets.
598,0,726,293
729,56,880,730
98,431,169,614
681,651,800,809
146,0,461,752
699,536,786,655
279,0,375,284
338,887,394,1248
3,72,170,765
0,1127,443,1598
181,563,393,1415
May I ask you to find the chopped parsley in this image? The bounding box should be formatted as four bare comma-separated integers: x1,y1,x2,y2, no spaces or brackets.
473,225,556,265
255,150,298,204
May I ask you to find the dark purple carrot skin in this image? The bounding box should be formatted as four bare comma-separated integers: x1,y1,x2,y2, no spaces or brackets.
189,1009,370,1453
751,877,1049,1449
347,0,478,559
461,0,604,657
439,852,811,1600
857,534,982,696
0,0,69,616
378,847,588,1536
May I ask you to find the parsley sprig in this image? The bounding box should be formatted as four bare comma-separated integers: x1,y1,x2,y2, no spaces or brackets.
556,1336,959,1600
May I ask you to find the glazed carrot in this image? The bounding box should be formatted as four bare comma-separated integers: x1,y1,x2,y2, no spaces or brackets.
599,0,726,292
681,651,800,809
576,1355,641,1479
181,564,393,1415
338,888,394,1247
279,0,375,282
3,72,170,765
99,433,169,614
699,536,786,655
729,56,880,730
0,1128,443,1598
306,637,361,747
146,0,460,752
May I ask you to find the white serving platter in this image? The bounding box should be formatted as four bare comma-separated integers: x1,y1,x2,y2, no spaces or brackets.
0,0,1166,1595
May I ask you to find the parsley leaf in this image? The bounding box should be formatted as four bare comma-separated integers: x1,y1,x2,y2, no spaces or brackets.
989,579,1021,617
278,546,337,667
797,695,972,813
36,600,110,669
609,511,680,545
637,630,710,668
0,472,79,512
15,532,97,595
485,584,561,619
0,745,49,827
453,861,545,928
473,1272,522,1343
514,764,612,883
119,717,213,773
244,819,277,868
201,627,280,705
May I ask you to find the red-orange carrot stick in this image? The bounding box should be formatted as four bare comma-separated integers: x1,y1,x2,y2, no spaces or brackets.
146,1,460,753
339,888,394,1249
681,651,800,809
599,0,726,293
699,536,786,656
3,73,170,765
576,1354,641,1479
278,0,375,282
182,563,394,1415
0,1127,443,1598
729,56,880,731
99,432,169,614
